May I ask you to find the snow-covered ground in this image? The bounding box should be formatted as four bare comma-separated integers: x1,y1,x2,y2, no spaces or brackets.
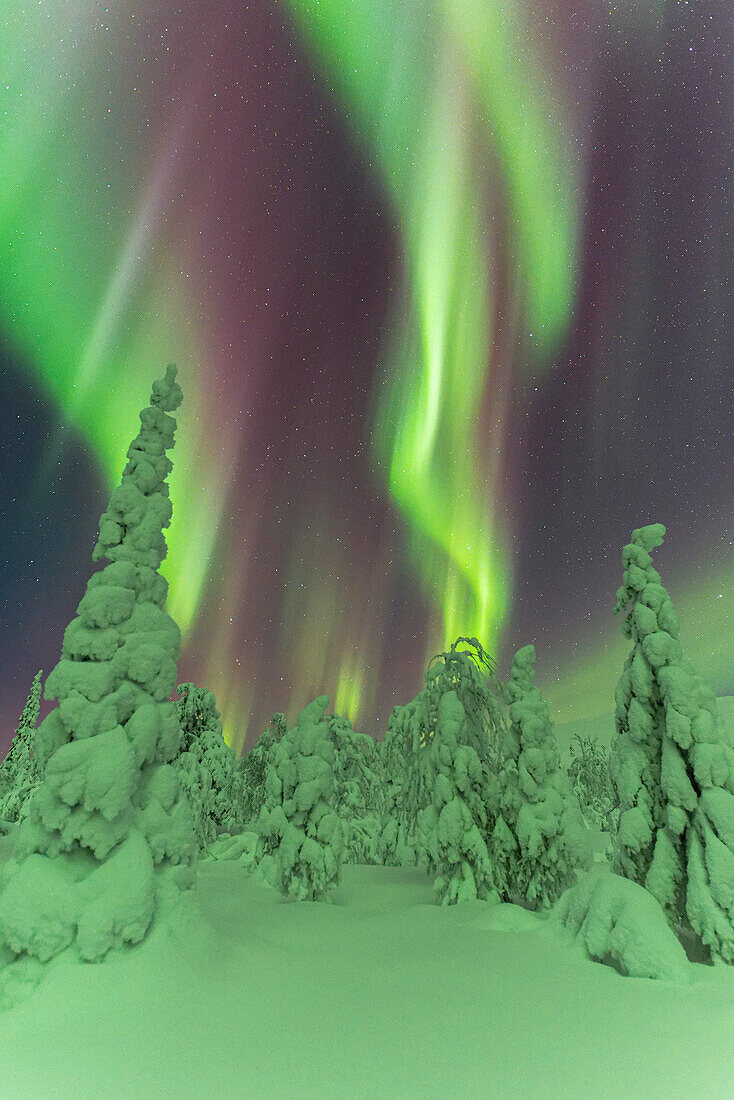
1,700,733,1099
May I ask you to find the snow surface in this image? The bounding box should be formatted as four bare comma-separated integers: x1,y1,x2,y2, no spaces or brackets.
1,703,734,1098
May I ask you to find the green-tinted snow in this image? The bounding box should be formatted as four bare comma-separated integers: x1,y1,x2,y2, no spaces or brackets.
1,857,734,1097
1,701,734,1098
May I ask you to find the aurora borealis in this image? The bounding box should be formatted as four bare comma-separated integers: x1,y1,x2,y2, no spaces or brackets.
1,0,731,756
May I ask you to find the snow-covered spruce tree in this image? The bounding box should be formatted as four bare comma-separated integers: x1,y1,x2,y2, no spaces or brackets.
490,645,592,909
327,713,382,865
609,522,734,962
0,365,197,964
417,689,500,905
0,671,43,832
566,732,619,834
171,682,240,850
608,524,670,887
376,694,432,867
375,711,408,866
254,695,344,901
377,638,506,869
237,712,289,827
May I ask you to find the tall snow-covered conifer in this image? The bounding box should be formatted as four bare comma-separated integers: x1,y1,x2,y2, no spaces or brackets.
609,523,734,962
608,524,671,885
0,365,196,964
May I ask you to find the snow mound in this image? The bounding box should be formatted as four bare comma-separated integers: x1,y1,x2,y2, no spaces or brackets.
550,867,690,982
450,900,544,934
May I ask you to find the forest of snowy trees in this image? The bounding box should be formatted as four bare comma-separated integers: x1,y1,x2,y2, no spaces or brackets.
1,366,732,986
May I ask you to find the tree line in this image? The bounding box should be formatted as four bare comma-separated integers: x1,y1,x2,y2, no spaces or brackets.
1,366,731,983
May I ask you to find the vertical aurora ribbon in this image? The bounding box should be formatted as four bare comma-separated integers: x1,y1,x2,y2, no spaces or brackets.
0,6,232,636
284,0,579,663
2,0,582,747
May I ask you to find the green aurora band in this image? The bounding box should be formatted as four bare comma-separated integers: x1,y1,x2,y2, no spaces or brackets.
284,0,578,672
1,1,586,743
0,9,228,639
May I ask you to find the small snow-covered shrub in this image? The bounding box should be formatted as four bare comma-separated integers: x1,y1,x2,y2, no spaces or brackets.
203,830,258,867
550,867,690,982
342,813,382,864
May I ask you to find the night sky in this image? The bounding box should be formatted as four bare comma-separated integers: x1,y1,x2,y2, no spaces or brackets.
1,0,731,757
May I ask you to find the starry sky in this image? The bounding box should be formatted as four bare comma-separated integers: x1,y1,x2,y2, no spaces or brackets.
1,0,731,757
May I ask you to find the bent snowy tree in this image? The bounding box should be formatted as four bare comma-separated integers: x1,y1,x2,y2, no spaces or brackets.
609,523,734,962
418,689,500,905
0,365,197,964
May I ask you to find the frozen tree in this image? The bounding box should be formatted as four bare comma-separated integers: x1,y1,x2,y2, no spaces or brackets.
227,757,249,834
0,365,197,964
237,712,289,827
567,732,619,834
254,695,344,901
376,695,431,867
377,638,505,869
609,522,734,962
422,637,507,773
0,671,43,793
173,754,214,853
417,690,500,904
490,645,592,909
0,671,43,832
375,712,410,866
608,524,670,886
171,682,240,850
327,713,381,864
